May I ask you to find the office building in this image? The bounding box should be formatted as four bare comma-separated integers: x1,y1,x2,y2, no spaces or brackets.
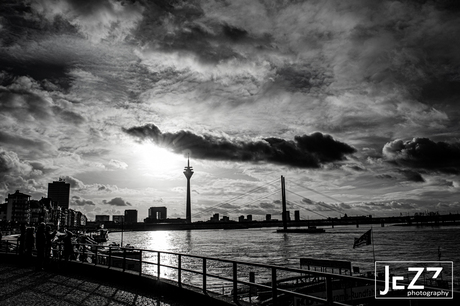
48,179,70,209
124,209,138,224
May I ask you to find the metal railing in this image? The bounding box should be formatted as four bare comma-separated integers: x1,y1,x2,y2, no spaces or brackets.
2,240,456,305
0,239,381,305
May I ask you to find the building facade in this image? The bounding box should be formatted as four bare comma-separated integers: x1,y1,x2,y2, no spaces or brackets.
95,215,110,222
6,190,31,224
48,179,70,209
124,209,138,224
113,215,124,223
144,207,167,223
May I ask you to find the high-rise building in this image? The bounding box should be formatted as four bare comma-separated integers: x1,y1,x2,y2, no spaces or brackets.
124,209,138,224
148,207,167,220
295,210,300,221
48,179,70,209
6,190,31,224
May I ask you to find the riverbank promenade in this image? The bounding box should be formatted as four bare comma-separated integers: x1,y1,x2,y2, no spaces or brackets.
0,254,235,306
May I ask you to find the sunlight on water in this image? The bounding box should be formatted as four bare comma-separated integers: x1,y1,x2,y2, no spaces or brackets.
144,230,175,251
108,225,460,289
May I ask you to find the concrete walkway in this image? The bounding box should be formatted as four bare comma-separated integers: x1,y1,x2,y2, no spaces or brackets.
0,261,179,306
0,251,238,306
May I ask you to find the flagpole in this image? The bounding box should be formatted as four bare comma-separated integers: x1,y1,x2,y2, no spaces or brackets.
371,224,376,263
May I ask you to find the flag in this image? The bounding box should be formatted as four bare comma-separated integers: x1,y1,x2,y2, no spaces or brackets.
353,229,372,249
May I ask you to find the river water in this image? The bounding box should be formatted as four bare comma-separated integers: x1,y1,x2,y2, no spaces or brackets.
107,224,460,290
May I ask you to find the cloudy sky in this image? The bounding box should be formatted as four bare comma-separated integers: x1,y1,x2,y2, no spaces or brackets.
1,0,460,221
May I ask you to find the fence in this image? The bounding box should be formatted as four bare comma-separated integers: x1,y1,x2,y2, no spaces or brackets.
0,239,383,305
2,239,456,305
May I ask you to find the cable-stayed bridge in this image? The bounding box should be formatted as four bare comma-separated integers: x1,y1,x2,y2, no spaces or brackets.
192,175,358,222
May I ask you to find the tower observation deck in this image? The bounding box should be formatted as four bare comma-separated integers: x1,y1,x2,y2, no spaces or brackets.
183,157,194,224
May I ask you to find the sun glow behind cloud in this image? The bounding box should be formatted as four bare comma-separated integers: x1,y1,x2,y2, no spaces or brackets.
131,142,185,179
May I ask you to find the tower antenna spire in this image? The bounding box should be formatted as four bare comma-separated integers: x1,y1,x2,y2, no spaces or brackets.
184,155,194,224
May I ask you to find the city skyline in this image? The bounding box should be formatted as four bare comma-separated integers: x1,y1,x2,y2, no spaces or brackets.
1,0,460,221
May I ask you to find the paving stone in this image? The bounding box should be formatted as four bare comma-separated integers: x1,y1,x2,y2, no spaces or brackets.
81,294,110,306
133,295,157,306
78,280,100,292
35,282,58,293
63,289,91,304
0,261,193,306
108,301,127,306
96,285,118,297
0,291,42,306
46,284,74,298
0,283,21,298
113,290,136,304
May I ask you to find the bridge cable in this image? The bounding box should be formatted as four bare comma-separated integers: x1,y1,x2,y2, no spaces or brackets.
202,189,282,216
285,188,345,214
286,200,330,219
286,179,346,206
192,177,280,217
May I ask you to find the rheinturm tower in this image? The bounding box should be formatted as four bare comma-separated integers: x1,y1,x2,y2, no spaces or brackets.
183,156,194,224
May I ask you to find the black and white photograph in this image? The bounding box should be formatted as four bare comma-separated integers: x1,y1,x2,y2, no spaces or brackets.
1,0,459,305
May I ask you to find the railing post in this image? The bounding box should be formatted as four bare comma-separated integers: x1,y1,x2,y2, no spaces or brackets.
82,243,86,263
249,271,255,303
326,275,333,305
139,250,143,276
178,254,182,288
59,243,62,261
272,267,277,306
157,252,161,280
108,246,112,268
233,262,238,303
95,246,98,266
203,258,207,293
123,248,127,272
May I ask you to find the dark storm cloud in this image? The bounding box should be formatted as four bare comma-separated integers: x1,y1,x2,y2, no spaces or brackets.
52,106,85,125
123,124,356,168
222,24,248,41
103,197,132,206
275,64,332,93
0,131,50,152
383,138,460,174
0,55,73,89
0,1,79,47
398,169,425,183
133,1,271,65
0,85,85,125
0,1,78,88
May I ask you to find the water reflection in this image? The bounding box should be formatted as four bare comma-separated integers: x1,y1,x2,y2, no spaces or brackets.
185,230,192,252
107,225,460,283
146,230,173,251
